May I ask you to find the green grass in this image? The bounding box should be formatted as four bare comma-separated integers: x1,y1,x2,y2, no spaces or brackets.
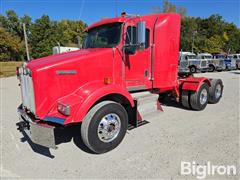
0,61,23,78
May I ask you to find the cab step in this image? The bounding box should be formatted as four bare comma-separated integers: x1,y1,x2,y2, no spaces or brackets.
128,91,162,130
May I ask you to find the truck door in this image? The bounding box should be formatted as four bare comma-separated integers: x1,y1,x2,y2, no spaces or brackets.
124,25,151,91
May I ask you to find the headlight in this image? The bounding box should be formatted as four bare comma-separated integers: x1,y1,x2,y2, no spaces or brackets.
57,102,70,116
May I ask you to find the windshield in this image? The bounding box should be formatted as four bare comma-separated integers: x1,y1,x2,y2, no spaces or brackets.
215,55,225,59
83,23,122,48
204,56,212,59
186,55,197,59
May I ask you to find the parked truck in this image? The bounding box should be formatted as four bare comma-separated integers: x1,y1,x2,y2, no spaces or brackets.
225,55,237,70
197,53,222,72
16,13,224,154
178,52,200,73
196,53,212,72
228,54,240,69
211,53,226,71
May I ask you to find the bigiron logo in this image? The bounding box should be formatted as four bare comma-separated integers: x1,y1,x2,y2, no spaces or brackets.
180,161,238,179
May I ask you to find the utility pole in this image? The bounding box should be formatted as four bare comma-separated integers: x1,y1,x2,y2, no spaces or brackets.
191,30,197,53
23,23,30,61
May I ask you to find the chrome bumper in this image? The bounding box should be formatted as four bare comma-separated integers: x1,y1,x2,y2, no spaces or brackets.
17,105,57,149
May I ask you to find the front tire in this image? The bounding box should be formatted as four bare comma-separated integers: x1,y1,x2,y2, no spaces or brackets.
81,101,128,154
189,66,197,73
208,65,215,72
190,82,209,111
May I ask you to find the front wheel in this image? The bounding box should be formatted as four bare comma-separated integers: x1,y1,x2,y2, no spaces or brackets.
81,101,128,154
189,66,197,73
208,65,215,72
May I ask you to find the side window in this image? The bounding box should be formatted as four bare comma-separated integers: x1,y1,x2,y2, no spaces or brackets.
126,26,137,45
125,26,150,49
145,29,150,48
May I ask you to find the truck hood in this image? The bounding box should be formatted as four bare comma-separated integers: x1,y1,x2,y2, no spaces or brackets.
27,48,112,71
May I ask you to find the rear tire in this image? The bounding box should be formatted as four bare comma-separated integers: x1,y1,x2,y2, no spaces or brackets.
181,90,190,109
190,82,209,111
81,101,128,154
209,79,223,104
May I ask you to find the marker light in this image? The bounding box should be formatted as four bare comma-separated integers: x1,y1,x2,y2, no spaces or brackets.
121,12,126,17
104,77,112,85
16,67,20,79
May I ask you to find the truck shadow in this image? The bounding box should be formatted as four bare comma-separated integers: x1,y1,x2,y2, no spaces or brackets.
20,131,55,158
159,95,192,111
228,71,240,75
20,124,94,158
55,124,95,154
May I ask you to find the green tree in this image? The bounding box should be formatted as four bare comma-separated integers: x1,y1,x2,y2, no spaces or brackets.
57,19,87,47
202,35,223,53
29,15,60,58
30,15,87,58
151,0,186,17
0,27,21,60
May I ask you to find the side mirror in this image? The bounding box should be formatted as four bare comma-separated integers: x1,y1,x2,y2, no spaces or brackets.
137,21,146,50
125,46,136,55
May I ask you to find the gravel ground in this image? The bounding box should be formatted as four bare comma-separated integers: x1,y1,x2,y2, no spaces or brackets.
1,71,239,179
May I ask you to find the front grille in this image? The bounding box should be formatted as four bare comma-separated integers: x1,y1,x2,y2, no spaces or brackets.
219,60,224,66
231,59,236,67
19,67,36,114
180,61,188,68
201,60,207,67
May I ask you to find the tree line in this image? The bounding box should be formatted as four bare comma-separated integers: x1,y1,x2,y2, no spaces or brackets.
152,0,240,54
0,1,239,61
0,10,87,61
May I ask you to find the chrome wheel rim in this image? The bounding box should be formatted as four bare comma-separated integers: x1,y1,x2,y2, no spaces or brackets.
215,84,222,99
200,89,208,105
97,113,121,143
190,67,195,72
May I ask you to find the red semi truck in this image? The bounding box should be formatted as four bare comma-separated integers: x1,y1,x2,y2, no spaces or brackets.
17,13,223,153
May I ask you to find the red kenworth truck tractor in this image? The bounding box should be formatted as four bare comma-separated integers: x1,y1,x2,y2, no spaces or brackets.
17,13,223,154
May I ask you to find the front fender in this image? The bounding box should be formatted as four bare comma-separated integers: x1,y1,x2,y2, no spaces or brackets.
44,81,134,125
70,81,134,124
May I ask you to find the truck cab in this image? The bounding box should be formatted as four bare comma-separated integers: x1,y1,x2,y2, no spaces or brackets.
228,54,240,69
211,53,226,71
226,54,237,70
17,13,223,154
197,53,213,72
178,51,200,73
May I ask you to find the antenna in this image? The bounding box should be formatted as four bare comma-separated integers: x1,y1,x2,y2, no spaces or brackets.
23,23,30,61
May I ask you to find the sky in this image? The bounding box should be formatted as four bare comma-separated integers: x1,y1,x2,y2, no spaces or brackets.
0,0,239,27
